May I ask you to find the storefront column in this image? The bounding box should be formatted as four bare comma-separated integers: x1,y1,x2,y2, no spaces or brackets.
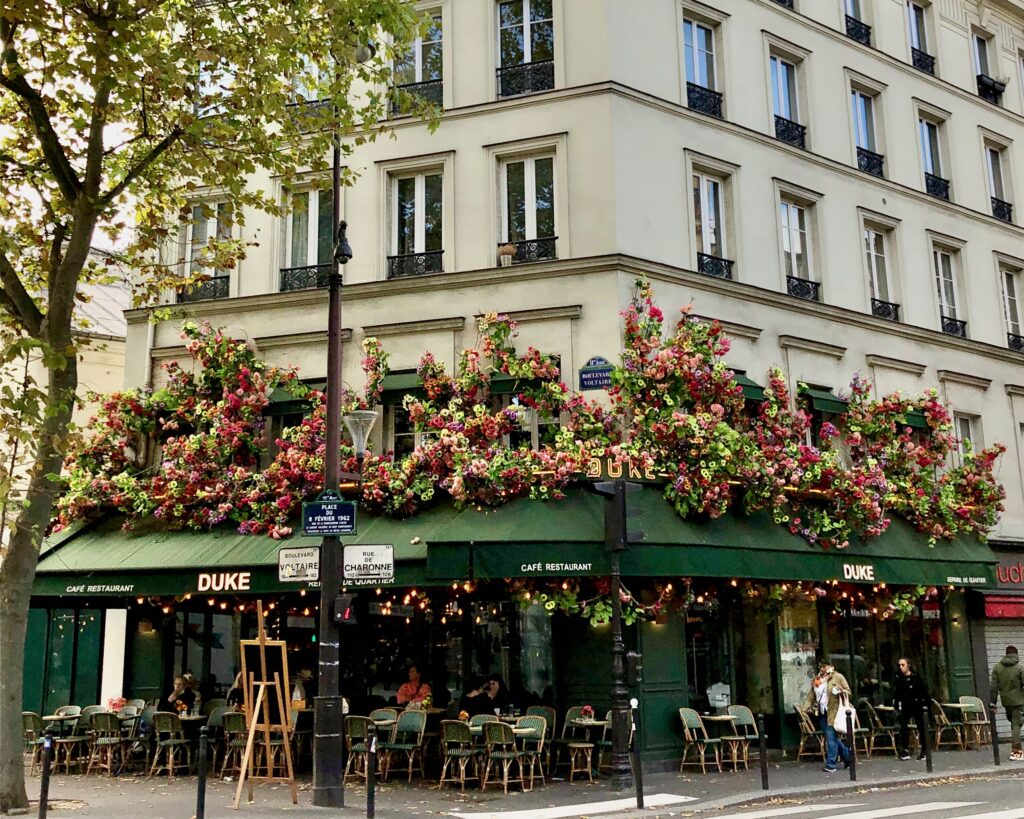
100,608,128,703
943,591,975,700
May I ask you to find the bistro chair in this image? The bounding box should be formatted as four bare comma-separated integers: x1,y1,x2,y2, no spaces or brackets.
85,712,123,776
550,705,586,772
148,712,191,779
726,705,759,768
22,712,45,775
380,708,427,782
369,707,398,741
127,699,146,710
481,720,529,793
678,707,721,774
439,720,479,791
794,706,825,762
595,710,614,773
861,701,897,757
54,709,100,773
932,699,965,750
220,711,248,778
203,698,227,717
516,714,547,785
959,696,990,748
48,704,81,740
291,707,314,769
205,706,230,771
344,716,372,784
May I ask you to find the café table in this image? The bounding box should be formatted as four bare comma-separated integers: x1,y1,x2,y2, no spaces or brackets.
178,713,208,770
42,714,80,738
941,702,983,748
703,714,744,771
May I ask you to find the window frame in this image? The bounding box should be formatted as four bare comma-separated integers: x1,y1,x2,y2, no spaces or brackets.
692,170,727,260
985,143,1008,202
390,169,444,257
499,153,556,244
778,196,812,282
1000,263,1022,336
907,2,929,52
953,412,980,464
284,188,333,270
683,16,717,90
845,0,863,20
932,245,960,320
395,10,443,86
972,31,991,77
770,53,799,122
185,201,233,278
850,88,876,152
863,224,891,303
918,116,943,177
497,0,554,68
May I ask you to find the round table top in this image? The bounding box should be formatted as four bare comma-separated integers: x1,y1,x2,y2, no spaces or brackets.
939,702,969,708
702,714,737,722
178,713,208,721
570,718,609,727
42,714,80,722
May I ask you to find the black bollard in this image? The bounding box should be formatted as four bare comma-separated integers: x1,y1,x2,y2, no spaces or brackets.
630,698,644,809
38,731,53,819
757,714,769,791
366,722,376,819
196,725,209,819
921,706,933,773
845,709,857,782
990,706,1001,766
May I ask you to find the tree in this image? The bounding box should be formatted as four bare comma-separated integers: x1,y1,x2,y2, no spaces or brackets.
0,0,432,809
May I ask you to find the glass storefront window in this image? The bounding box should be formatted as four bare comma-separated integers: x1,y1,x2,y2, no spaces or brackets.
740,607,776,714
685,604,732,712
779,600,820,713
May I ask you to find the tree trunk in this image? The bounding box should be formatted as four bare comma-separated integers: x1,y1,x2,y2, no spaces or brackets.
0,355,77,814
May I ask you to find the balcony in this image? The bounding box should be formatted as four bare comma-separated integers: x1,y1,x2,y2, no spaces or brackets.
177,276,230,303
386,250,444,280
871,298,900,322
857,147,885,178
845,15,871,46
280,263,331,292
992,197,1013,223
941,315,967,338
911,47,935,75
925,172,950,201
1009,333,1024,352
697,252,734,280
498,237,557,265
391,79,443,116
496,60,554,98
285,99,331,133
774,0,794,7
774,115,806,149
787,275,820,302
687,82,723,119
977,74,1006,106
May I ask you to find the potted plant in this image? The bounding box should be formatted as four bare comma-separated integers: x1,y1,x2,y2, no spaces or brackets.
498,243,516,267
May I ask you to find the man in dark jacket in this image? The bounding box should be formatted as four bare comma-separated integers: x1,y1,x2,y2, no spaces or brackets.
893,657,929,760
990,645,1024,761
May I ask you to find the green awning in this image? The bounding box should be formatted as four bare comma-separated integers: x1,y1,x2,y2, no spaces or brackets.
801,387,848,415
264,380,325,416
732,372,765,401
381,372,425,404
901,409,928,429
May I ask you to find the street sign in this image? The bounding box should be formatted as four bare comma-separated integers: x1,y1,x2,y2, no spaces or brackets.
278,546,320,582
343,544,394,583
579,356,614,391
302,490,356,536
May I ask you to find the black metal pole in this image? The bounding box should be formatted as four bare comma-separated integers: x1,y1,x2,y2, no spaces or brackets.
313,126,347,808
196,725,208,819
990,706,1001,766
37,731,53,819
921,706,933,773
366,723,377,819
757,714,768,790
607,478,633,791
845,709,856,782
630,699,643,808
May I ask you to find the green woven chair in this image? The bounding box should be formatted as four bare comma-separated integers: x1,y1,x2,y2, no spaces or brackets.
86,712,123,776
933,699,965,750
220,711,248,777
22,712,45,775
516,714,547,787
959,696,990,748
148,712,191,779
344,716,372,784
54,708,101,774
679,707,721,773
439,720,479,791
550,705,586,771
525,706,556,771
380,709,427,782
727,705,760,767
481,721,528,793
203,698,227,717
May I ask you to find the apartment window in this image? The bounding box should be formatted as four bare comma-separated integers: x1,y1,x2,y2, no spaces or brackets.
280,190,333,291
179,202,232,302
500,155,556,263
1001,265,1023,350
851,88,883,177
683,17,722,118
864,225,898,320
933,247,965,336
908,2,935,74
693,172,732,278
918,116,949,200
388,171,443,279
394,12,443,111
771,55,805,148
844,0,871,45
987,145,1013,222
195,62,231,116
497,0,554,97
973,33,1005,104
506,402,562,450
779,197,819,301
953,413,978,462
973,33,991,77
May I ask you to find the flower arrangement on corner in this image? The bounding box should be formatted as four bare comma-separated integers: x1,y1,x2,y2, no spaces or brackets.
107,696,127,712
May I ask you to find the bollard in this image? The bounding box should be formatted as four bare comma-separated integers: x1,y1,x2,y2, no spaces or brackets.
845,709,856,782
37,731,53,819
630,698,644,809
195,725,209,819
757,714,769,791
921,706,933,773
990,706,1001,766
366,722,376,819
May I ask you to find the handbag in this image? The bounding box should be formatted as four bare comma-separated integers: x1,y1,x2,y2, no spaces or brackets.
832,693,856,735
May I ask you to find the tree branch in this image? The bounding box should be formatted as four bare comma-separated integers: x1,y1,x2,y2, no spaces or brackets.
100,126,183,206
0,251,43,337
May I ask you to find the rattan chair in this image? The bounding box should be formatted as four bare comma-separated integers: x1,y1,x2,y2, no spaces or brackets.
794,706,825,762
54,708,100,774
959,696,990,748
22,712,45,775
516,714,547,786
678,707,721,773
726,705,759,768
85,712,123,776
344,716,372,784
861,701,897,756
550,705,586,772
932,699,965,750
220,711,248,778
525,705,557,771
148,712,191,779
380,709,427,782
439,720,479,791
481,720,529,793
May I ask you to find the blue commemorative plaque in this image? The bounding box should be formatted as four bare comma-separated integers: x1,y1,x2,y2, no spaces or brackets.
302,490,357,536
579,356,614,391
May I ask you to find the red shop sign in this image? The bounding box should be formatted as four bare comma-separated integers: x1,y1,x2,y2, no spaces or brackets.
984,595,1024,619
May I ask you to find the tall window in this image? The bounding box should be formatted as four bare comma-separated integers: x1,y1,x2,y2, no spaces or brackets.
846,0,863,19
933,247,959,318
693,172,725,259
779,198,810,280
1002,266,1022,337
850,89,876,151
770,55,798,120
395,13,442,88
918,118,942,175
863,226,891,302
502,156,555,243
907,2,928,51
986,146,1007,201
287,191,333,269
683,18,716,89
188,202,232,276
954,413,976,461
498,0,553,68
973,33,991,76
392,172,443,257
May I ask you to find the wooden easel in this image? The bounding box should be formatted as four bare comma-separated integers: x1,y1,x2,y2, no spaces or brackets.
232,601,298,808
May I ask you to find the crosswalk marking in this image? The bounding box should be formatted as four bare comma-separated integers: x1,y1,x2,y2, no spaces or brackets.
828,804,985,819
449,792,695,819
964,811,1024,819
710,806,862,818
715,803,985,819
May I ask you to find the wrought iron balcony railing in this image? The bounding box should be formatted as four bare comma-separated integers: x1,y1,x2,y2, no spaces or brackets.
857,147,884,178
177,276,230,303
845,15,871,46
687,82,723,119
911,47,935,75
498,237,557,265
977,74,1006,105
280,263,331,292
496,60,554,98
992,197,1013,223
285,99,331,133
774,115,806,149
941,315,967,338
386,250,444,279
787,275,820,302
774,0,794,8
925,172,950,201
1009,332,1024,352
697,252,734,280
871,298,900,322
391,79,443,115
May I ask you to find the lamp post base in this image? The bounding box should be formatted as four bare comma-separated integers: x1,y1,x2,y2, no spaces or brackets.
313,694,345,808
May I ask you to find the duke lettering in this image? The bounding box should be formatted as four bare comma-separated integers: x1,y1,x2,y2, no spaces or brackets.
842,563,875,581
197,571,251,592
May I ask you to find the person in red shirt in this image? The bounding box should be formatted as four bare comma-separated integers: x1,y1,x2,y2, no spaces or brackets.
396,665,432,706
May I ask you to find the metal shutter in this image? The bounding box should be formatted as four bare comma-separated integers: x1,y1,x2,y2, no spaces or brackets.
984,619,1024,738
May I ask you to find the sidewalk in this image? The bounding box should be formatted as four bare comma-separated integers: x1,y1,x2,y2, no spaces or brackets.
20,747,1017,818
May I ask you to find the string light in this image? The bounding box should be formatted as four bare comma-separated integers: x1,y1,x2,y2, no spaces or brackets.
220,601,228,610
208,598,215,606
136,597,144,605
300,589,306,597
303,608,310,616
